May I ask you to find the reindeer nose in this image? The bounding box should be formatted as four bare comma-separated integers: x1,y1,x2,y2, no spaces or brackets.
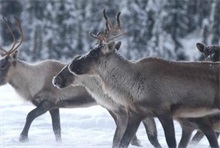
53,76,64,88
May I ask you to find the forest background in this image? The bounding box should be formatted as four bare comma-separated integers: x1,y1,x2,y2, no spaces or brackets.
0,0,219,62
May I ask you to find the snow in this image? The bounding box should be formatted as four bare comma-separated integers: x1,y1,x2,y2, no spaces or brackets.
0,84,218,148
180,34,203,61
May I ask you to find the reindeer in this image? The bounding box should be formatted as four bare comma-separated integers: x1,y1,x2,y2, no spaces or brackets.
53,10,161,148
176,114,220,147
67,10,220,148
174,43,220,147
0,16,144,147
196,42,220,62
53,56,162,148
0,16,97,142
183,43,220,145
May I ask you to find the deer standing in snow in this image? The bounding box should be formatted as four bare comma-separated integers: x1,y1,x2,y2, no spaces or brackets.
67,10,220,148
0,16,96,142
53,10,161,148
53,56,162,148
0,16,144,147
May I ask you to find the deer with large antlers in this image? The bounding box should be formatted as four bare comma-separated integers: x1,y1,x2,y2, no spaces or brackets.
66,10,220,148
0,16,145,147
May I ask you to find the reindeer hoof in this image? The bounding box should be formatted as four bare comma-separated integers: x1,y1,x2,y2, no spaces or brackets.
56,137,62,143
19,135,29,142
131,139,142,147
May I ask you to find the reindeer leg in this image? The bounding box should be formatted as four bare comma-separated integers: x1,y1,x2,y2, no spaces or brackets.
107,110,122,148
178,126,193,148
119,111,142,148
19,100,54,142
216,132,219,138
142,117,161,148
49,108,61,142
190,131,204,145
114,110,142,147
108,110,136,148
199,125,219,148
158,116,176,148
130,134,142,147
109,109,142,148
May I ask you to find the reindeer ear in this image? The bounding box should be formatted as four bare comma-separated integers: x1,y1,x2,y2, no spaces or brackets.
196,42,206,53
115,41,122,50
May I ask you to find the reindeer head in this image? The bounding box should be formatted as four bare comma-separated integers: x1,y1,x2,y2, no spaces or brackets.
53,55,81,89
0,16,23,85
54,41,121,88
68,9,124,76
196,42,220,62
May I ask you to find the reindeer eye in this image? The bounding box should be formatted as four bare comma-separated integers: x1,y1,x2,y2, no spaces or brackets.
0,58,9,70
0,64,7,70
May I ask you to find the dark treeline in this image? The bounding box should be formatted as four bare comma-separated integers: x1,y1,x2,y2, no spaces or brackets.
0,0,219,62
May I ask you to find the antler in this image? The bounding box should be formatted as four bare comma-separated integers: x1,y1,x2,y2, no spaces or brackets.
0,16,24,57
90,9,125,44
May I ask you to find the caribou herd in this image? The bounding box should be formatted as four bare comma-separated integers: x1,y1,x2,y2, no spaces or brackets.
0,9,219,148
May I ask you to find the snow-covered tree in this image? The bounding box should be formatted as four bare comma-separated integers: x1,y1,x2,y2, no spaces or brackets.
161,0,189,60
20,0,46,61
211,0,220,45
0,0,218,62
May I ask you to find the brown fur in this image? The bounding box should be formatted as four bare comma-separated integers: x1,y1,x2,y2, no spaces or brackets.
0,53,96,142
68,42,220,147
53,64,161,147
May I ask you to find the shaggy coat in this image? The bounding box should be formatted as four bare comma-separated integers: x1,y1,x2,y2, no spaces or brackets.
0,53,95,142
53,64,161,147
68,42,220,148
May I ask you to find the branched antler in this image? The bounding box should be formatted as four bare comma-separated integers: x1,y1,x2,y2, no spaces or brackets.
0,16,24,57
90,9,126,44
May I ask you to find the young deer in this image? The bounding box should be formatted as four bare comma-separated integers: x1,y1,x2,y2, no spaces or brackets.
53,55,161,148
67,11,220,148
0,16,142,147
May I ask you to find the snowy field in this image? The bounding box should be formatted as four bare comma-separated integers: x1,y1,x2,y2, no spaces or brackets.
0,84,218,148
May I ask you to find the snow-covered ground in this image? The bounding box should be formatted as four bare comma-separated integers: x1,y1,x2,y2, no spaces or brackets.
0,84,218,148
